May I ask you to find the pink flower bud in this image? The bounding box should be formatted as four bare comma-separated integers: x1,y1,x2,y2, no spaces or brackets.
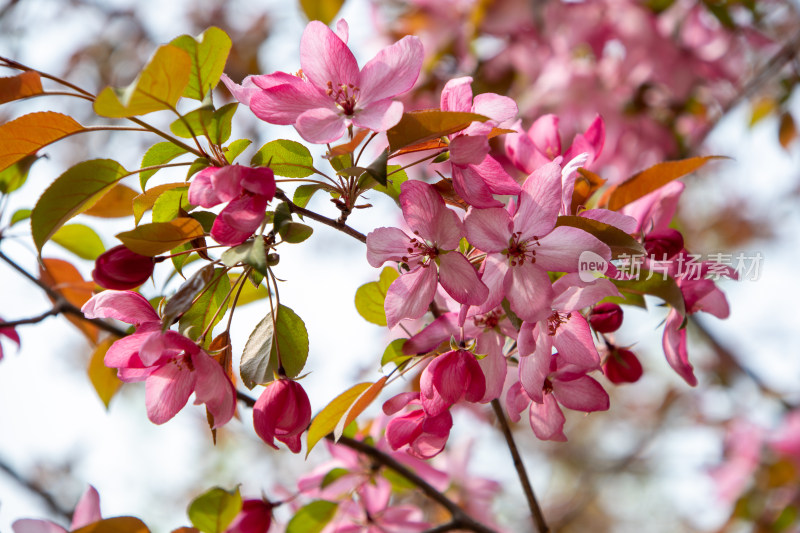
589,303,624,333
603,348,643,384
420,350,486,416
643,228,684,260
253,379,311,454
226,499,273,533
92,245,155,290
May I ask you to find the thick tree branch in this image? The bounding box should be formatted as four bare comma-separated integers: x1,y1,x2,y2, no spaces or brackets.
491,399,549,533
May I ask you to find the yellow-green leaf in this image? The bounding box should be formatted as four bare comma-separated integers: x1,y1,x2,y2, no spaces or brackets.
286,501,337,533
0,112,84,172
354,267,399,326
606,156,726,211
171,103,237,145
612,271,685,317
0,154,39,194
94,44,192,118
140,141,190,189
133,182,187,225
307,382,372,455
88,336,123,408
73,517,150,533
83,184,138,218
251,139,314,178
31,159,127,253
0,71,43,104
299,0,345,24
171,27,233,101
342,376,387,434
116,217,204,256
386,110,488,153
187,486,242,533
51,224,106,260
229,274,270,306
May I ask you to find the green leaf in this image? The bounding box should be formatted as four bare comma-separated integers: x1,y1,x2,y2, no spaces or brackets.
246,236,269,276
9,208,31,227
163,265,215,327
555,216,646,259
381,338,410,367
133,182,187,225
279,221,313,244
140,142,190,189
187,486,242,533
607,156,726,211
0,154,38,194
240,310,275,389
225,139,252,164
51,224,106,260
179,268,231,345
116,218,204,256
94,44,192,118
171,27,233,101
286,501,338,533
372,165,407,203
170,103,237,145
188,157,212,179
386,110,488,153
612,271,685,317
273,202,292,231
251,140,314,177
320,468,350,489
298,0,345,24
354,267,399,326
293,184,322,210
31,159,127,253
152,187,191,223
271,304,309,378
230,274,270,306
364,149,389,186
0,112,84,173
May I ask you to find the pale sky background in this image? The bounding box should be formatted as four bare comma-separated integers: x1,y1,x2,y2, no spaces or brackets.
0,0,799,531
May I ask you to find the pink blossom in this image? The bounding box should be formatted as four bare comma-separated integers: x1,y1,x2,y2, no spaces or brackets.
589,302,624,333
226,499,273,533
384,392,453,459
463,161,612,322
0,317,20,362
439,76,521,208
419,349,486,416
324,479,429,533
81,290,236,427
224,20,423,144
507,354,609,442
13,485,101,533
253,379,312,454
188,165,276,246
366,180,488,328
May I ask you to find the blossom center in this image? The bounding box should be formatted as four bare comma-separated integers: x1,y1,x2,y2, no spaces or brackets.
546,310,571,336
400,233,438,267
543,378,554,395
474,310,500,329
326,81,360,116
505,231,540,267
173,352,195,372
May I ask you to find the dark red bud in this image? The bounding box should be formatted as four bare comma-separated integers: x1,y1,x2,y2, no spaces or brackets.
644,228,684,260
226,499,273,533
589,303,623,333
603,348,643,384
92,245,155,290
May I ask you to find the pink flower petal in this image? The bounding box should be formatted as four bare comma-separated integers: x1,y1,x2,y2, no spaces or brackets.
399,180,463,248
353,99,404,133
504,123,538,173
505,382,531,423
472,92,517,124
505,262,554,323
553,315,601,370
519,330,553,403
529,393,567,441
70,486,102,530
366,227,413,267
188,167,222,207
249,82,333,126
404,313,459,355
472,253,508,315
513,161,562,239
464,207,512,253
437,252,488,306
535,226,611,272
240,166,276,199
145,359,196,424
384,266,438,328
452,164,504,208
192,351,236,428
552,375,609,412
476,330,507,402
440,76,474,112
220,74,259,106
552,274,620,313
579,208,638,234
300,20,360,89
211,194,269,246
449,134,489,166
210,165,244,202
359,35,423,105
11,520,67,533
296,107,347,144
663,308,697,386
474,156,521,196
81,290,158,326
528,114,561,158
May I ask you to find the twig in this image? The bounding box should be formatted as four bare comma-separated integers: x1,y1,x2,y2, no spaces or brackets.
491,399,549,533
274,190,367,244
0,308,61,328
0,456,73,523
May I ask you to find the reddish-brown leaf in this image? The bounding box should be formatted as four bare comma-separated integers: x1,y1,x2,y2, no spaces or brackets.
0,112,84,172
39,258,98,342
0,71,43,105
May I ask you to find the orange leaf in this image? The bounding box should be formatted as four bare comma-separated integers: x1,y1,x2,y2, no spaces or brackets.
328,129,369,157
116,218,204,256
0,71,43,105
391,139,448,157
342,376,387,431
606,156,726,211
779,112,797,150
0,112,84,172
88,336,123,408
72,516,150,533
39,258,98,342
83,184,138,218
386,109,488,153
571,167,607,212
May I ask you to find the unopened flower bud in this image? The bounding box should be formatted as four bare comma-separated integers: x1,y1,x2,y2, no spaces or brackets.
253,379,311,453
644,228,684,260
589,303,624,333
92,245,155,290
603,348,643,384
226,499,273,533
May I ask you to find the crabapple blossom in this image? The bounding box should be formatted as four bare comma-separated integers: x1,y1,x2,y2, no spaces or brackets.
588,302,624,333
92,244,155,290
384,392,454,459
420,349,486,416
603,347,643,384
253,378,312,453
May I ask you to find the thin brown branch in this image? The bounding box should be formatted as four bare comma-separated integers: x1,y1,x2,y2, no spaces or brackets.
0,456,73,523
0,308,61,328
491,399,549,533
274,190,367,244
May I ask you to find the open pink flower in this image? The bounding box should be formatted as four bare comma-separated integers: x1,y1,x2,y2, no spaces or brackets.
224,20,423,144
464,161,611,321
82,290,236,427
253,378,312,454
384,392,453,459
440,76,521,208
366,180,488,328
13,485,101,533
188,164,275,246
325,479,429,533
